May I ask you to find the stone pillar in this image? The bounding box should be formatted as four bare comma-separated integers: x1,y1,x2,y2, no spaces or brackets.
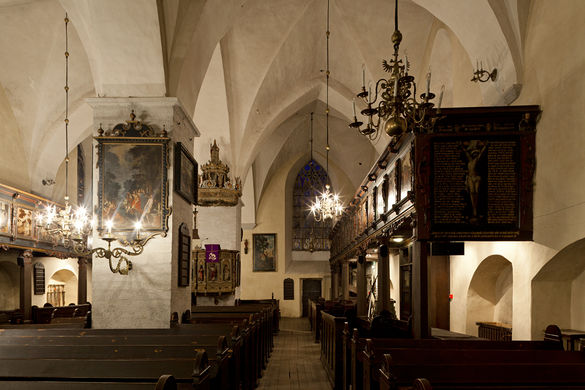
331,262,340,299
77,257,88,304
376,243,391,314
356,253,367,317
341,259,350,300
86,97,198,328
17,250,33,322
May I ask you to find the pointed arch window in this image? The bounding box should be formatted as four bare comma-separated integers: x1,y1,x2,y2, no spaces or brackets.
292,160,332,252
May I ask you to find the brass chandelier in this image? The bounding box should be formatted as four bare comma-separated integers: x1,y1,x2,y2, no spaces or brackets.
349,0,441,139
36,15,154,275
37,14,93,252
310,0,343,223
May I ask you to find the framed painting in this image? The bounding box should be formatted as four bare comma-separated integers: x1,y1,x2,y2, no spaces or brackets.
96,114,170,234
0,200,11,236
15,205,34,239
253,233,276,272
174,142,198,204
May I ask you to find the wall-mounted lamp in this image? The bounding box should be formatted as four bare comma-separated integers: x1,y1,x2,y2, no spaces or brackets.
471,60,497,83
244,239,249,254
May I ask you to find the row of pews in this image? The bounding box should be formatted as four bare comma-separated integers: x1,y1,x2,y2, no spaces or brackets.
0,299,279,390
315,300,585,390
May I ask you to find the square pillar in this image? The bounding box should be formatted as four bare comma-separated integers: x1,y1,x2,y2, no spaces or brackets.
86,97,199,328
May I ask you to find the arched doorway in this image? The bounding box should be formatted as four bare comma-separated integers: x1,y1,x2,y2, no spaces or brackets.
48,269,78,306
466,255,513,336
0,261,19,310
531,238,585,339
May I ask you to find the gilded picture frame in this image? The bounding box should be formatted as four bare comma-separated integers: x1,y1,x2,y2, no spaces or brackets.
96,115,170,235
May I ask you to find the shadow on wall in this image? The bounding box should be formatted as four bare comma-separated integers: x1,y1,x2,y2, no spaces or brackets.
466,255,513,336
0,261,19,310
532,238,585,339
49,269,78,306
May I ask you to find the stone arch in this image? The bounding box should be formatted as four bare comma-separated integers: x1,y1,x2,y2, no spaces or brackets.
531,238,585,339
466,255,513,336
49,268,78,306
0,261,19,310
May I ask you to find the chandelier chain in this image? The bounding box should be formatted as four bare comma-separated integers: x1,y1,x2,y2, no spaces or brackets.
64,13,70,202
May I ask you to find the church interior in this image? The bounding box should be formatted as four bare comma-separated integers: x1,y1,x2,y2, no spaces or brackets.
1,0,585,388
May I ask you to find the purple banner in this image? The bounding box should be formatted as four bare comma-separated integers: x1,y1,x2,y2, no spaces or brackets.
205,244,221,263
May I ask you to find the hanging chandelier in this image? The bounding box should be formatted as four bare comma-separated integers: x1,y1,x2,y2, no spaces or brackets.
37,14,92,252
310,0,343,223
349,0,442,139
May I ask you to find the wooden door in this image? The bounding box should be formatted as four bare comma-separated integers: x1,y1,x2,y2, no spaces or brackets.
302,279,322,317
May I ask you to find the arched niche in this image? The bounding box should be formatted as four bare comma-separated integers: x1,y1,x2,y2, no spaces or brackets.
49,268,78,306
531,238,585,339
466,255,513,336
0,261,19,310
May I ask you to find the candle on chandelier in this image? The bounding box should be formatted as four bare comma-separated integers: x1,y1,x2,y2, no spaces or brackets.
105,219,113,235
438,85,445,109
362,64,365,88
426,70,431,97
353,98,356,117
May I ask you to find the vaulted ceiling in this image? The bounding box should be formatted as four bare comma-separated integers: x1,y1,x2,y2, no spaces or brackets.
0,0,529,218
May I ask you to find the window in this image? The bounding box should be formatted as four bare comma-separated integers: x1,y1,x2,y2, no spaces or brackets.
292,160,332,252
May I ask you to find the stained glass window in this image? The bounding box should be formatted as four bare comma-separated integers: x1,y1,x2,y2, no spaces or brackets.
292,160,332,252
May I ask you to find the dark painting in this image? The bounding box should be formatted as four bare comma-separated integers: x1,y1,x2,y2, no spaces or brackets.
253,233,276,272
101,143,165,231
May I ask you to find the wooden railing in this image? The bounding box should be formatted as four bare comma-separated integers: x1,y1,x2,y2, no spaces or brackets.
477,321,512,341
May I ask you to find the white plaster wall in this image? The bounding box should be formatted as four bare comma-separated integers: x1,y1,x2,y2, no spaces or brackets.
450,241,556,340
31,257,78,307
198,205,241,251
571,268,585,330
390,252,400,315
494,268,513,324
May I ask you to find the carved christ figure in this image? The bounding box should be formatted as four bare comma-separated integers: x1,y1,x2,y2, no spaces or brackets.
462,140,487,220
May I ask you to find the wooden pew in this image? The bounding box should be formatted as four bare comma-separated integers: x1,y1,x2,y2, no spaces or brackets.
349,332,564,390
30,303,91,326
360,338,584,390
1,323,244,389
188,312,263,390
321,311,348,390
0,330,229,389
376,347,585,390
0,374,178,390
236,298,281,333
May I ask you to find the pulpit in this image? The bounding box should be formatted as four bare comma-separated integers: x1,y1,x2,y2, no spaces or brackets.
192,248,240,295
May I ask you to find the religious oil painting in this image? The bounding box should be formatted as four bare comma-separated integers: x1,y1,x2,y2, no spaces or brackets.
97,136,170,234
174,142,198,204
253,233,276,272
15,206,34,239
0,201,11,236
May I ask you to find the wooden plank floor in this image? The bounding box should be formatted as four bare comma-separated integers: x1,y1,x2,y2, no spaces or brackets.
258,317,331,390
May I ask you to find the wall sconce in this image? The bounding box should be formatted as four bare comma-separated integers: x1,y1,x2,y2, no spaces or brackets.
471,61,497,83
244,239,249,254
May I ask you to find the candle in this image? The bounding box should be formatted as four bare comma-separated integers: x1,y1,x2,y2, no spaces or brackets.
106,219,113,235
426,70,431,97
438,85,445,109
362,64,365,87
393,77,398,98
352,99,356,117
368,83,371,100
